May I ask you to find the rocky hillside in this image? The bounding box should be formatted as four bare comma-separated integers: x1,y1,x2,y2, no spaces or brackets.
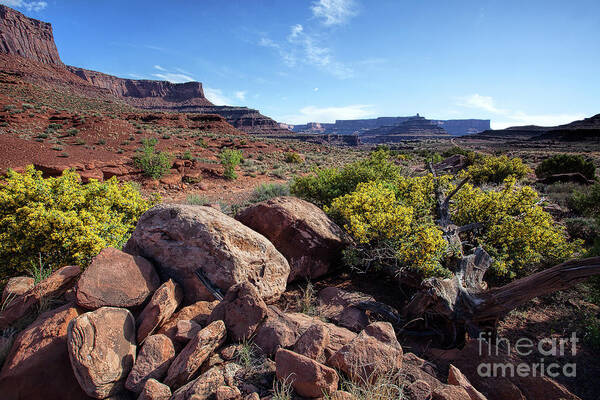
0,199,584,400
0,5,288,135
474,113,600,140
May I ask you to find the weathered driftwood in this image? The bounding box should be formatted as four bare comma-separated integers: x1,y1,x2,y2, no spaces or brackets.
403,165,600,346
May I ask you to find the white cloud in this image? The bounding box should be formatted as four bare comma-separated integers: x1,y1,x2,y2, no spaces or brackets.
281,104,375,124
286,24,353,79
457,93,586,129
311,0,358,26
234,91,247,101
457,94,506,114
151,73,194,83
313,87,319,91
150,65,194,83
0,0,47,11
204,87,232,106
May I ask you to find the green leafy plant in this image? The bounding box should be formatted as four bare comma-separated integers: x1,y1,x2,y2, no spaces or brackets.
134,138,172,179
249,183,290,203
219,149,243,180
536,154,596,180
284,151,303,164
291,149,403,207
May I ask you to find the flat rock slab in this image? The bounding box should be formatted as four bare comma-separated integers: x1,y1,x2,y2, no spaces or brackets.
0,265,81,329
124,204,290,303
275,348,339,398
165,320,227,389
136,279,183,343
67,307,137,399
76,247,159,309
125,334,175,393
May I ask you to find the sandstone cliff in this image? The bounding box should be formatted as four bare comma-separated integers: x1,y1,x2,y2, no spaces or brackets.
291,115,490,136
0,4,290,135
0,5,62,65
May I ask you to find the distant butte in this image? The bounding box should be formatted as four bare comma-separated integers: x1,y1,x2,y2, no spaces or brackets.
0,4,289,135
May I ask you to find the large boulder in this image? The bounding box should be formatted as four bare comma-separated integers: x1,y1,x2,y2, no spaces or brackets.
275,348,339,398
76,247,160,310
208,282,268,342
0,265,81,329
125,334,175,393
67,307,137,398
0,304,88,400
136,279,183,343
124,204,290,303
236,196,348,282
164,320,227,389
328,322,403,383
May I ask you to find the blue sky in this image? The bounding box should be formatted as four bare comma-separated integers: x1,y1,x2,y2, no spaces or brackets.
5,0,600,128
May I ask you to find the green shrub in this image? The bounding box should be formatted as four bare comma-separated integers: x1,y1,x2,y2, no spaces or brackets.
460,155,531,184
569,182,600,217
284,151,303,164
536,154,596,180
134,138,172,179
0,166,158,278
249,183,290,203
290,149,403,207
186,194,209,206
441,146,482,166
219,149,243,180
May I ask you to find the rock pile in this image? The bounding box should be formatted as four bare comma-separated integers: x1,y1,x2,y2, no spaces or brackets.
0,199,583,400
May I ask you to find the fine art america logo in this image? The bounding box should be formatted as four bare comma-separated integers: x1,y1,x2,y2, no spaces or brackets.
477,332,578,378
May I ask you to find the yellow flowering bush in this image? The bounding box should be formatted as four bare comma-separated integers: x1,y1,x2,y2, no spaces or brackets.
326,181,414,243
0,166,159,278
460,155,531,185
327,180,449,278
452,177,581,278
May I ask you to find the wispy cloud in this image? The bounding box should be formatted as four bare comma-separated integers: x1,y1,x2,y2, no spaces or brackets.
457,94,506,114
150,65,194,83
0,0,47,11
311,0,358,26
204,88,233,106
458,93,586,129
280,104,375,124
234,91,247,101
257,1,357,79
260,23,353,78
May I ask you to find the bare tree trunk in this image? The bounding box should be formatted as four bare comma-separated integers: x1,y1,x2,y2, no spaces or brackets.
400,167,600,347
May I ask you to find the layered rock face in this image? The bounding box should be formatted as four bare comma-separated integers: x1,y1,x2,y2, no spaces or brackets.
360,115,450,143
67,66,213,106
291,115,490,136
0,5,288,135
0,5,62,65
